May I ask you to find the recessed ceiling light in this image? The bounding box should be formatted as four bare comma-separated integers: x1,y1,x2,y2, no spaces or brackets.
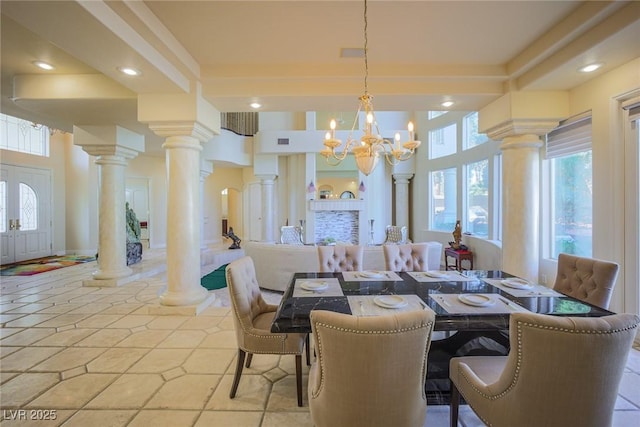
250,102,262,109
118,67,141,76
578,63,603,73
32,61,54,71
441,101,454,108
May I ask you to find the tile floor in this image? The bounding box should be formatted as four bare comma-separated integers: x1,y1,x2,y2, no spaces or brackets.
1,252,639,427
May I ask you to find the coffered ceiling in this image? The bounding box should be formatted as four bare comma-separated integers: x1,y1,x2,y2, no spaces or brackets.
1,1,639,145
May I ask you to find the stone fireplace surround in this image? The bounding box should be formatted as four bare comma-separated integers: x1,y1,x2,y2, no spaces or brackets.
309,199,364,245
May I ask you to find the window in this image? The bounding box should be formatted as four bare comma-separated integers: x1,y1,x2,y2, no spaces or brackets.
429,123,457,159
466,159,489,237
0,114,50,157
428,111,447,120
19,183,38,231
463,112,488,149
431,168,457,231
0,180,5,233
545,114,592,258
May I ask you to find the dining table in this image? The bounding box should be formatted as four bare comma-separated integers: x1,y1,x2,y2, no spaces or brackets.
271,269,614,404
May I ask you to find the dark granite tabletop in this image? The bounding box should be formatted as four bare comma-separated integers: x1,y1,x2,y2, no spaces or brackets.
271,270,614,334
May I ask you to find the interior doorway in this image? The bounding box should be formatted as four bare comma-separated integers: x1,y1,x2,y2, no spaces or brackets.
125,177,150,248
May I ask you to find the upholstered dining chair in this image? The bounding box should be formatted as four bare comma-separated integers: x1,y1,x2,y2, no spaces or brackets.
226,256,307,406
383,243,430,272
308,309,436,427
383,225,409,244
449,311,639,427
280,225,303,245
553,253,620,309
317,245,364,272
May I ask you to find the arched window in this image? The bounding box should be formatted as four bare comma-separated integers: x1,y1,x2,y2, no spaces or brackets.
19,183,38,231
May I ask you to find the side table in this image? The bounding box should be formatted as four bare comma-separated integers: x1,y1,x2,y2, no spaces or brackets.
444,247,473,271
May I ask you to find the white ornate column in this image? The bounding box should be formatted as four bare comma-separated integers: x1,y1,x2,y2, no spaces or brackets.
200,161,213,250
393,173,413,229
486,121,557,281
258,175,276,243
159,131,210,307
74,126,143,287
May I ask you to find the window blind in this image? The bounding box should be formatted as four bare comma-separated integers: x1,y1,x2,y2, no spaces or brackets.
545,112,592,159
622,96,640,126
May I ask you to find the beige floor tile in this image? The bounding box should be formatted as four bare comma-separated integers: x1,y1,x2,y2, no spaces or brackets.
0,313,26,324
0,327,24,338
86,374,164,409
5,313,59,328
27,373,118,408
32,328,98,347
0,303,29,313
194,410,263,427
37,304,84,314
127,349,192,373
216,316,235,330
5,303,53,314
178,316,223,330
104,315,156,329
146,316,189,330
618,371,640,407
278,354,311,376
114,329,172,348
74,315,124,329
0,328,57,346
86,348,149,373
1,372,19,385
60,409,136,427
183,348,236,374
30,347,106,372
74,329,131,347
261,411,313,427
243,354,281,374
0,373,60,407
198,306,231,316
266,375,308,411
1,347,63,372
126,410,199,427
99,304,144,315
0,345,22,358
206,374,271,411
199,330,241,349
36,314,94,328
145,374,221,410
157,330,207,348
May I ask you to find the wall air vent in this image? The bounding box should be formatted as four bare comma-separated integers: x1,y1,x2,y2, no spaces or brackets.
277,138,290,145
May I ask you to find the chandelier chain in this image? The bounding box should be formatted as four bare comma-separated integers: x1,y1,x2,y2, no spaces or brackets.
363,0,368,95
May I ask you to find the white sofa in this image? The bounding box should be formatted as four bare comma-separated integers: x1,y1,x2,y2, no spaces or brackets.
243,241,443,292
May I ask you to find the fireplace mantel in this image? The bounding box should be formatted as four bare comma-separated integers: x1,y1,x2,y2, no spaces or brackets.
309,199,364,211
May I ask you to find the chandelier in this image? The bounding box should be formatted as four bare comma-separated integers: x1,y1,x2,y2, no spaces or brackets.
320,0,420,176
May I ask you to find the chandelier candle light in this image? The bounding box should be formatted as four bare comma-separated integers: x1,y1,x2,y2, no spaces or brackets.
320,0,421,176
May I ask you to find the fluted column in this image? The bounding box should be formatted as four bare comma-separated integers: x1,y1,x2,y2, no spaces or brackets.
258,175,276,243
393,173,413,229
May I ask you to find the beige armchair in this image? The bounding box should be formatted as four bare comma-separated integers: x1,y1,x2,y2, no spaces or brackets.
308,309,436,427
226,256,307,406
553,253,620,309
449,312,639,427
317,245,364,272
383,243,430,272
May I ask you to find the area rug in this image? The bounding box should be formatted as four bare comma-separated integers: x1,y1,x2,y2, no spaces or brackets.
0,255,96,276
201,263,228,290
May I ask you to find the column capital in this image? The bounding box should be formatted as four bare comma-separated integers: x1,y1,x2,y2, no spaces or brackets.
485,119,559,141
500,133,544,151
148,121,214,143
256,174,277,183
74,125,144,159
393,173,414,184
83,146,140,160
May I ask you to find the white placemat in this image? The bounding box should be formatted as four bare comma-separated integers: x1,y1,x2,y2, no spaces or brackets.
347,295,433,317
407,271,476,282
430,293,529,314
342,271,403,282
483,278,563,297
293,278,344,297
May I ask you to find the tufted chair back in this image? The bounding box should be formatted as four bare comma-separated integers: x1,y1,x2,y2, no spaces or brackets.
225,256,307,405
553,253,619,309
317,245,364,272
308,309,435,427
280,226,304,245
383,243,430,272
383,225,408,244
449,312,639,427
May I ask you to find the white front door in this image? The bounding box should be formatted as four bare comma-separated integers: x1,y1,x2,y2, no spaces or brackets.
0,164,52,264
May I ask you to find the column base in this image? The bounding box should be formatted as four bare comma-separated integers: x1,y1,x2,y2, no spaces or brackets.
149,293,216,316
158,285,209,307
91,266,133,281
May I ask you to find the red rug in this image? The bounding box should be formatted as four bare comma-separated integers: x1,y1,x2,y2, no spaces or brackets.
0,255,96,276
